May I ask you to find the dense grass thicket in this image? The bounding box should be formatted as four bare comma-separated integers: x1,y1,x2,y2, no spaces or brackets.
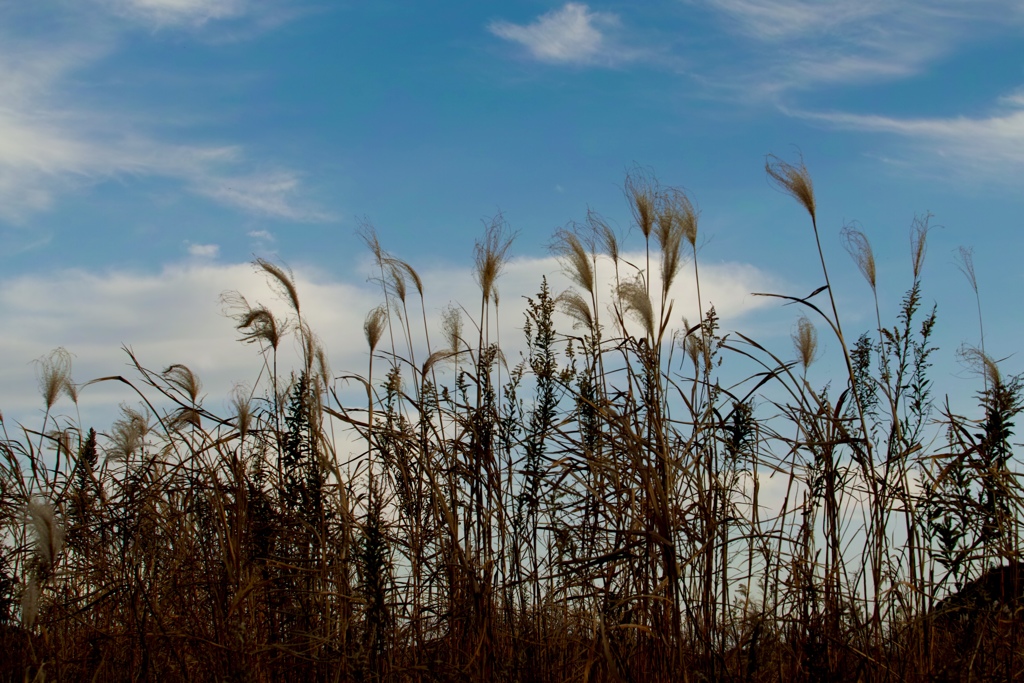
3,159,1024,682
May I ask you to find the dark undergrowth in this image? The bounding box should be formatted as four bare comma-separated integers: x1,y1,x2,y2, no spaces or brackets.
3,158,1023,682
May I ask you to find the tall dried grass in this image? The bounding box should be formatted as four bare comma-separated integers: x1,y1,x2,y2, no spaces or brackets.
2,158,1023,682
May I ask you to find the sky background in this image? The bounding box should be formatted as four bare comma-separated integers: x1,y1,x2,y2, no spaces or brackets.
3,0,1024,429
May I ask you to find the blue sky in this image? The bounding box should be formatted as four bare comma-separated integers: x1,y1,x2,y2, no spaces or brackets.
3,0,1024,427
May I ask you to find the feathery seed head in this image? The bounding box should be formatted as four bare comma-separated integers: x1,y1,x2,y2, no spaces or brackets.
657,187,697,248
552,228,595,294
910,213,931,279
792,316,819,371
442,305,463,353
558,289,595,332
956,245,978,295
359,223,386,265
222,292,284,350
36,347,75,410
388,261,407,303
256,259,301,315
364,305,387,353
231,385,252,438
617,276,654,339
108,404,150,462
163,364,202,403
959,345,1000,388
239,306,282,350
27,498,63,570
393,258,423,297
422,349,455,376
315,344,331,391
679,320,706,370
588,210,619,263
625,169,656,239
21,579,39,629
841,224,876,292
474,216,515,302
766,153,816,223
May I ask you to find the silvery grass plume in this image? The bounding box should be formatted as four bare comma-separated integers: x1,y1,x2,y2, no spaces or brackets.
841,224,876,293
21,579,40,629
36,347,77,411
22,498,64,628
792,316,819,373
108,405,150,462
765,153,815,223
28,498,64,571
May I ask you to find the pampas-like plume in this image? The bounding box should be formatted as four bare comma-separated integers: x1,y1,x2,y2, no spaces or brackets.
552,228,595,294
364,305,388,353
841,224,876,292
589,210,619,263
625,169,656,239
163,364,202,403
617,275,654,339
256,258,301,315
108,405,150,462
390,257,423,298
766,153,816,223
792,316,819,371
21,579,39,629
442,305,463,353
27,498,64,570
558,290,594,332
956,245,978,295
223,292,284,350
911,213,930,279
388,262,408,304
655,188,694,299
36,347,76,410
231,385,253,438
959,345,1000,388
474,216,515,302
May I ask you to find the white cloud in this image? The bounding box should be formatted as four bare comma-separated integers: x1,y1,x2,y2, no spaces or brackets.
0,103,327,223
705,0,884,41
489,3,629,65
104,0,247,26
0,5,324,228
0,46,327,224
247,229,274,241
0,253,784,430
187,242,219,257
699,0,1024,94
792,94,1024,177
198,171,332,222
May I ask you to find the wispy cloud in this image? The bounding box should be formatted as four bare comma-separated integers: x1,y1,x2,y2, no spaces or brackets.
489,3,634,66
705,0,885,41
187,242,220,257
699,0,1024,94
0,38,327,225
103,0,247,27
198,171,332,222
793,94,1024,178
0,254,784,427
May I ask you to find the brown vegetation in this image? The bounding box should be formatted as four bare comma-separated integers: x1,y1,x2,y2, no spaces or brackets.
2,159,1023,681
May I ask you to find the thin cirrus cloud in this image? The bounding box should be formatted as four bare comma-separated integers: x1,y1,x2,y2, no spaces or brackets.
791,92,1024,177
0,37,328,226
187,243,220,258
701,0,1024,94
102,0,248,26
704,0,886,41
488,3,634,66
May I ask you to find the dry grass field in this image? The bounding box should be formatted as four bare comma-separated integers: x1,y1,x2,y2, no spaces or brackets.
2,159,1022,682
